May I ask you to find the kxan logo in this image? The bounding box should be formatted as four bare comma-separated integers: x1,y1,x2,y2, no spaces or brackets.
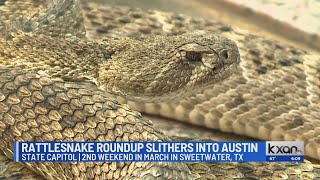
266,141,304,156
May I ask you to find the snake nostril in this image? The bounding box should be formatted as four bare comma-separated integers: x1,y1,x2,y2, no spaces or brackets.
220,49,229,60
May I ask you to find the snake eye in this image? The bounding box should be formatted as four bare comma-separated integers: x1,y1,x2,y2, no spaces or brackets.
185,51,202,61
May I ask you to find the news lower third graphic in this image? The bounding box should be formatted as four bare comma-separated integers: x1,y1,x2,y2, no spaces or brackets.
13,141,304,162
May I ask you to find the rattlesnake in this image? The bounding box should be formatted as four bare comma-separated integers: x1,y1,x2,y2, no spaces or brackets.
0,0,319,179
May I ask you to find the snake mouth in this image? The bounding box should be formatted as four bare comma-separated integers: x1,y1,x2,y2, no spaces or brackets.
210,62,237,81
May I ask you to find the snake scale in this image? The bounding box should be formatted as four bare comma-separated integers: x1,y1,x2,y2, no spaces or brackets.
0,0,319,179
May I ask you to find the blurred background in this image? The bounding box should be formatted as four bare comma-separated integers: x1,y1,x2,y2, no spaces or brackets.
95,0,320,53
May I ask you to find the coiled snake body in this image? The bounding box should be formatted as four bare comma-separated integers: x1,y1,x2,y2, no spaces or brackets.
0,0,319,179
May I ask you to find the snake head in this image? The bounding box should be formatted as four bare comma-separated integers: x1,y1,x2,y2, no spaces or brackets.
100,31,240,102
